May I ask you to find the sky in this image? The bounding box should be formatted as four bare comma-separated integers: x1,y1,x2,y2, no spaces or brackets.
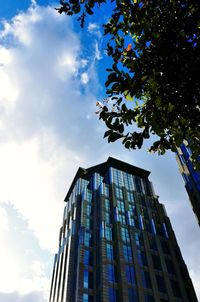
0,1,199,301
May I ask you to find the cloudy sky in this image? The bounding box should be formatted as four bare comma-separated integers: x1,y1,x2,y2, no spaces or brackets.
0,1,199,301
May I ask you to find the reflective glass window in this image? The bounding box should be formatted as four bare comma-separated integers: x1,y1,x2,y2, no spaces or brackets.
152,254,162,271
106,243,114,261
137,250,147,266
118,213,126,224
127,191,134,203
85,204,91,215
144,294,155,302
129,216,135,226
124,172,134,191
125,265,135,284
83,249,92,266
165,259,175,275
128,288,138,302
135,177,142,194
156,275,166,293
121,227,130,243
170,280,181,298
105,212,111,223
84,250,90,265
115,187,123,199
109,287,117,302
107,264,115,282
129,204,136,215
161,240,170,255
86,191,92,202
84,231,92,247
149,236,157,251
85,217,90,229
83,293,89,302
105,198,110,211
104,186,110,197
141,271,152,289
123,245,132,262
105,226,112,241
117,200,125,213
83,270,88,288
135,232,143,247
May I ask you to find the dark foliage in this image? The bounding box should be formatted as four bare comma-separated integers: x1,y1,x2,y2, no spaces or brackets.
57,0,200,168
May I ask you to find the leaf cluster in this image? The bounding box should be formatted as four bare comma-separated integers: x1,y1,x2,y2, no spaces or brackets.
57,0,200,169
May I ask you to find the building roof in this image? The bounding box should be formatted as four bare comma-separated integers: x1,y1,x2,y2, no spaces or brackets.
64,157,150,202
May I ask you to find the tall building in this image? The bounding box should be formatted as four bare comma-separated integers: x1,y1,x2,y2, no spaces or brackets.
49,157,197,302
176,142,200,225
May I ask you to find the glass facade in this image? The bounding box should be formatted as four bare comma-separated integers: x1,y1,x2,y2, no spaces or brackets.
49,157,197,302
176,141,200,225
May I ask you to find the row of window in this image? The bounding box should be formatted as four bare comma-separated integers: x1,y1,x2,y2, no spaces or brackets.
111,168,147,196
83,291,170,302
82,267,180,298
83,242,174,275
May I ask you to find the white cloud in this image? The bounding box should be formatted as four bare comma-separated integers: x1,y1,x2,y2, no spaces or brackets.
0,206,8,232
0,46,12,64
81,72,89,84
0,291,46,302
88,22,102,37
94,41,102,60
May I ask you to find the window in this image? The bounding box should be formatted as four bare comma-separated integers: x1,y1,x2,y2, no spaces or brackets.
121,227,130,243
106,243,114,261
117,200,125,213
156,275,166,293
139,215,144,230
113,168,123,186
129,204,136,215
137,250,147,266
83,293,89,302
129,216,135,227
146,220,154,234
118,213,126,224
128,287,138,302
104,186,110,197
84,231,92,247
141,271,152,289
135,177,143,194
165,259,175,275
109,287,117,302
144,294,154,302
107,264,115,282
135,232,143,247
152,254,162,271
105,198,110,211
170,280,181,298
85,204,91,215
83,249,91,265
86,190,92,202
85,217,90,229
127,191,134,203
125,265,135,284
83,270,88,288
105,226,112,241
115,186,123,199
149,236,157,251
124,172,134,191
105,212,111,223
161,240,170,255
123,245,133,262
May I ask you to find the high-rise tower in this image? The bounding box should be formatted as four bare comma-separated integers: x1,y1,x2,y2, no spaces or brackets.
176,142,200,225
49,157,197,302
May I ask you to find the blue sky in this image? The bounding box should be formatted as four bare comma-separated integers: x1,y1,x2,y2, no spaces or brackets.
0,1,199,301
